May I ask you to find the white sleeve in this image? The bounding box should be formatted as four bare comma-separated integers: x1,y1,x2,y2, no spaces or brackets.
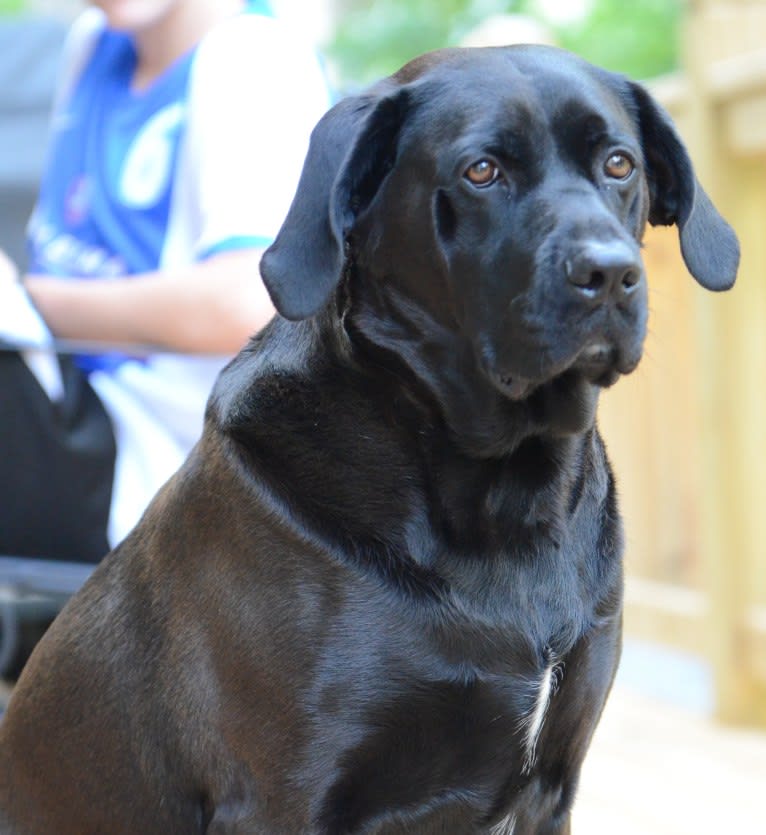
167,15,331,263
51,8,105,116
28,9,105,260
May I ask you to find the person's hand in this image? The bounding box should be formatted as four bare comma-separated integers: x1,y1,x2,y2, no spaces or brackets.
0,249,20,286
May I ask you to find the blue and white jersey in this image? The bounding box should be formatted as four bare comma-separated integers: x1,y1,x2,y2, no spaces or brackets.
28,28,192,284
28,4,330,544
31,0,278,286
29,23,195,374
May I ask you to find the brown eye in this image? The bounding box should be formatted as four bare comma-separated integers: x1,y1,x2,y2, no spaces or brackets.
604,153,634,180
465,159,500,187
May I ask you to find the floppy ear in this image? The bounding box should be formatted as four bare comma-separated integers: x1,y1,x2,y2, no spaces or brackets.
260,87,412,320
629,81,739,291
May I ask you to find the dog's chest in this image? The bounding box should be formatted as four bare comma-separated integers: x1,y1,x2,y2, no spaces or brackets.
312,668,572,834
309,606,587,833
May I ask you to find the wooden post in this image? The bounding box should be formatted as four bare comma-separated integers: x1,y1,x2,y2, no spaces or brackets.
683,1,766,727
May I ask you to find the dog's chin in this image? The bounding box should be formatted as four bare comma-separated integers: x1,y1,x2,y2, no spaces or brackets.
485,343,642,402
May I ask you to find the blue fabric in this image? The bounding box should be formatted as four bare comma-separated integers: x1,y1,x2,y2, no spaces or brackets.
29,31,193,281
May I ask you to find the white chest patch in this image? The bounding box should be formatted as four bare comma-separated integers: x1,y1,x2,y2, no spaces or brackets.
490,812,517,834
518,658,562,775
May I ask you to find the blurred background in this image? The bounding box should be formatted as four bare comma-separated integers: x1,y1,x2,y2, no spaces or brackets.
2,1,765,830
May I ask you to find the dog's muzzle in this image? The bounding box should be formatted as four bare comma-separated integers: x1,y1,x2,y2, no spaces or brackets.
480,236,647,400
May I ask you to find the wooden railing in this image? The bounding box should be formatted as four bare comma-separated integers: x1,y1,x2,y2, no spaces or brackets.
600,0,766,727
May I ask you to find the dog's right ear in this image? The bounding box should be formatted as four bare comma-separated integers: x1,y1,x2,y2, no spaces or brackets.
260,87,412,321
627,80,739,292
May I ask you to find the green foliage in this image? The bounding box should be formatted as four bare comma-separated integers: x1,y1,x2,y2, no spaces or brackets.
329,0,516,87
555,0,682,80
0,0,25,14
329,0,682,89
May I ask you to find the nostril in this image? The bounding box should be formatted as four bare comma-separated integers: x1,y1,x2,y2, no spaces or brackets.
567,266,607,299
621,269,640,293
571,270,607,298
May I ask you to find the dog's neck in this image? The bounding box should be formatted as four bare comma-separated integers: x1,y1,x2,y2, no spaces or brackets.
213,309,609,586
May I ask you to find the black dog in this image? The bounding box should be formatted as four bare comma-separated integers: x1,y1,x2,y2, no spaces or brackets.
0,46,737,834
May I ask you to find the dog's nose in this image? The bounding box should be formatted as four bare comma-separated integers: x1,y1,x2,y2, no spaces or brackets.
566,241,642,303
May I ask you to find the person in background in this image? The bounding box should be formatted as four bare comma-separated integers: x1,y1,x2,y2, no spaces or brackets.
0,0,330,560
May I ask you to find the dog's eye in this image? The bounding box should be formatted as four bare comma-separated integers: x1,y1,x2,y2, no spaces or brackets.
604,153,634,180
464,160,500,187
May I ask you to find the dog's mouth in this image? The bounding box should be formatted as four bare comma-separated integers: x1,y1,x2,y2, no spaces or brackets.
571,343,634,387
485,342,641,401
577,341,643,382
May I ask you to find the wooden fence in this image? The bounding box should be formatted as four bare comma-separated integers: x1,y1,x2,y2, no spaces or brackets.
599,0,766,727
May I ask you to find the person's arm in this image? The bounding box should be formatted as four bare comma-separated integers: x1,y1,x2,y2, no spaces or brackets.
23,247,273,354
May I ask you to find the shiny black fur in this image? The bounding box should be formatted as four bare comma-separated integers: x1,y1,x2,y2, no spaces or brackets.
0,46,737,834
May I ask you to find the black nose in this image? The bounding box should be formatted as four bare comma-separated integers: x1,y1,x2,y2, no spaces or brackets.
566,241,642,303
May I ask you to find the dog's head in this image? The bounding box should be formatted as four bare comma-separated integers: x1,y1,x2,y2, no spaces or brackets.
262,46,738,418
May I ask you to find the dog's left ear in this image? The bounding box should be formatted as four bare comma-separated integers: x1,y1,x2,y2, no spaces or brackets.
628,81,739,291
260,87,412,320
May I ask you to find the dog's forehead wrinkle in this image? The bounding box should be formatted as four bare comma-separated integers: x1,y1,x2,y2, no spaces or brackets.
492,52,636,138
405,104,551,189
555,104,639,155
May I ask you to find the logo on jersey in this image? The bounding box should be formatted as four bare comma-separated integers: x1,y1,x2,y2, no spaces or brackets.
29,218,127,278
119,103,186,208
64,175,91,226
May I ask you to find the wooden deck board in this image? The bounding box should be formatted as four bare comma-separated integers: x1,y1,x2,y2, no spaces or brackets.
574,685,765,833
